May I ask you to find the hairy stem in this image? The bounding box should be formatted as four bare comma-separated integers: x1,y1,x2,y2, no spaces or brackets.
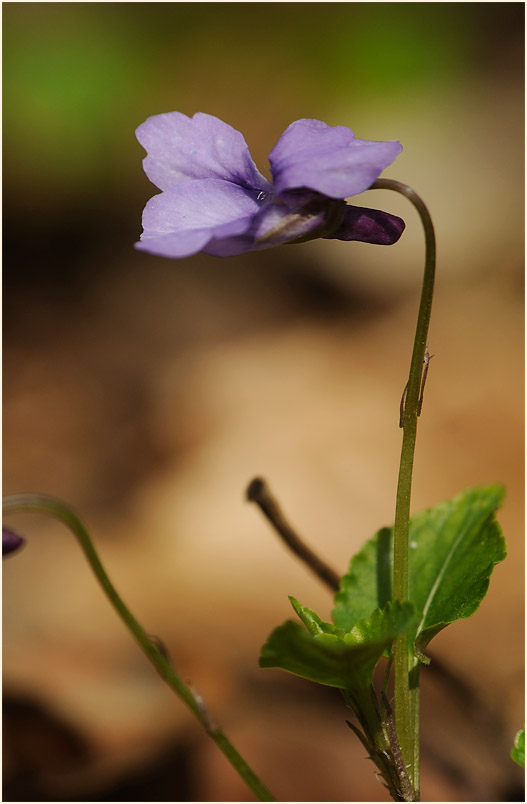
369,179,436,801
2,493,275,802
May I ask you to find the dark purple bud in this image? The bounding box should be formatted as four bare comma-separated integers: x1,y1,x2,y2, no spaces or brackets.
2,526,25,557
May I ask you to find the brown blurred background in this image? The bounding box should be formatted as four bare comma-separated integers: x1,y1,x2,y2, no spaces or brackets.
3,3,524,801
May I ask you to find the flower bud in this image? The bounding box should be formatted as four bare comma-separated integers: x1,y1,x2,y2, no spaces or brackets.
2,527,25,557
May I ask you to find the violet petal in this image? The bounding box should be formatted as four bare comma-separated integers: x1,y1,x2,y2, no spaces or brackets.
269,118,402,199
202,233,259,257
136,112,272,193
324,204,406,245
136,178,263,258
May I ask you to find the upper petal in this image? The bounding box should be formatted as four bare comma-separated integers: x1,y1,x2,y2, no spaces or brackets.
324,204,405,245
136,178,263,258
269,118,402,199
136,112,273,193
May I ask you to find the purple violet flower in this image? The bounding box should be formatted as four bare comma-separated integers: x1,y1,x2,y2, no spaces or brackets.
2,526,25,557
135,113,405,258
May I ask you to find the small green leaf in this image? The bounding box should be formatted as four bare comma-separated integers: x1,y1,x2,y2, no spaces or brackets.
289,596,344,636
333,526,393,631
260,619,354,689
259,600,419,691
333,485,506,657
511,729,525,767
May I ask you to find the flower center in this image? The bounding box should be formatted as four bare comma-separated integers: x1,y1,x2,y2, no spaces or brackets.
285,198,346,244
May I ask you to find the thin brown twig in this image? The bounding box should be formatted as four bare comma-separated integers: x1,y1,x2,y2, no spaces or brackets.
246,477,341,592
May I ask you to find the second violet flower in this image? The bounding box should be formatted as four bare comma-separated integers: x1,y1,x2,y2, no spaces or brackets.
135,113,405,258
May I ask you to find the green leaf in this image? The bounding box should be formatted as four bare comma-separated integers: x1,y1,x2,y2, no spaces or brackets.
333,526,393,631
289,596,344,637
259,599,419,691
333,485,506,658
511,729,525,768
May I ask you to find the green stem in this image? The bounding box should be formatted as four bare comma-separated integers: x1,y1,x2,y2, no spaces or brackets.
2,493,275,802
369,179,436,801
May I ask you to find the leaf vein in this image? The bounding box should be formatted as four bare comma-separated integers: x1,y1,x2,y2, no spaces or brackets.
415,508,473,636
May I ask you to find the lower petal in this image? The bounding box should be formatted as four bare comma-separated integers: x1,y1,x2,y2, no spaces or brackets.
136,228,217,258
136,178,263,258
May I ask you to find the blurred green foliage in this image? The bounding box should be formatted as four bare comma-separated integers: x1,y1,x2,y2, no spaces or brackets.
3,2,522,197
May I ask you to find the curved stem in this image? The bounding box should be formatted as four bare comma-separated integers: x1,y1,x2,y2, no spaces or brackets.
369,179,436,801
2,493,275,802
